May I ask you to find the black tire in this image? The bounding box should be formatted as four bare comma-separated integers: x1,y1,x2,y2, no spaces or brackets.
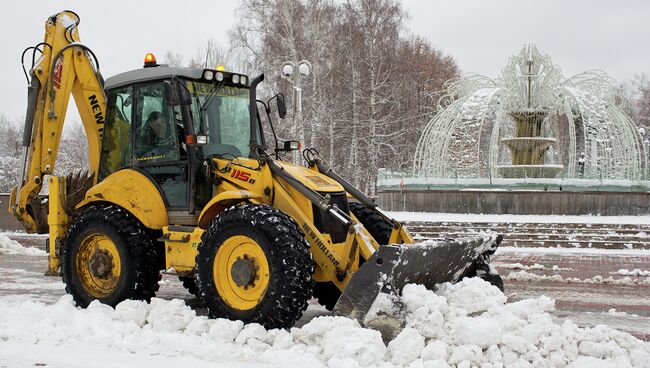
348,202,393,245
481,273,504,292
196,204,314,329
179,275,201,298
62,204,161,307
313,282,340,311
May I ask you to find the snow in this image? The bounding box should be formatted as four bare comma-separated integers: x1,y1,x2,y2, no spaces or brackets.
497,262,547,270
387,211,650,225
506,270,650,286
0,233,47,256
617,269,650,277
495,262,575,271
2,277,646,367
497,246,650,256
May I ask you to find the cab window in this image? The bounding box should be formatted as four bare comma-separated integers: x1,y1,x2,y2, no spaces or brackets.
98,86,133,180
187,81,252,157
134,83,180,163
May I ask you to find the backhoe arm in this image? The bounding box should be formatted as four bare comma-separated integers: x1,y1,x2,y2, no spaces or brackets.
9,11,106,234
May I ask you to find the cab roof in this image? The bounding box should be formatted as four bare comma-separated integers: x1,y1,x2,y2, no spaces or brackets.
104,66,204,90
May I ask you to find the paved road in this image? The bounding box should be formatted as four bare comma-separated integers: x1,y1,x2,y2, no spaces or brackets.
494,250,650,341
1,234,648,341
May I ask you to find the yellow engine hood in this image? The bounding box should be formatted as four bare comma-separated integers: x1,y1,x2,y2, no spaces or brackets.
275,161,344,193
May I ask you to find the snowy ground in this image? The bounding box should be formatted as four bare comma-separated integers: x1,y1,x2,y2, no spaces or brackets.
1,233,649,367
386,211,650,225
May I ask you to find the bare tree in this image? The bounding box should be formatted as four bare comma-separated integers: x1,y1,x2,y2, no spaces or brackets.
162,51,184,67
230,0,459,194
189,38,252,74
54,122,89,176
633,74,650,128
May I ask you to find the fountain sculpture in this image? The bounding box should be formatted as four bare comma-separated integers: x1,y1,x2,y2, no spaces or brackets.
412,45,646,182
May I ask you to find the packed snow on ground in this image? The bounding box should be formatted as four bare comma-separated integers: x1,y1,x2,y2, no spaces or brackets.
617,269,650,277
495,263,574,271
1,278,648,368
506,270,650,286
496,246,650,256
386,211,650,225
0,233,46,256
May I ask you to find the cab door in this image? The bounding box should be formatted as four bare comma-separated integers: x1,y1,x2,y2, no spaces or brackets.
132,81,190,213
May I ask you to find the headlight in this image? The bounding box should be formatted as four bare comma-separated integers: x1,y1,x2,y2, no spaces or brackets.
240,76,247,85
203,70,214,80
215,72,224,82
232,74,240,84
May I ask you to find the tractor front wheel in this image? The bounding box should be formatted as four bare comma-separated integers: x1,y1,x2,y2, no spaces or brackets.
196,204,313,329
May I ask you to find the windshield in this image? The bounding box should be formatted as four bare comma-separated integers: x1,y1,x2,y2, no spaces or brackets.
187,81,256,157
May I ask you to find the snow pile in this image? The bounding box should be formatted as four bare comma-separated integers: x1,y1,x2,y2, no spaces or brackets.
617,269,650,277
506,270,650,286
1,278,649,367
499,262,546,270
607,309,641,318
496,262,574,271
0,233,46,256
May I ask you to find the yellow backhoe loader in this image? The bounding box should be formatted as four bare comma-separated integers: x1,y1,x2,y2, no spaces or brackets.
10,11,503,330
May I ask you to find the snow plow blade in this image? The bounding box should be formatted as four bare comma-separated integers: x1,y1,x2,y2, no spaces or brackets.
333,234,501,325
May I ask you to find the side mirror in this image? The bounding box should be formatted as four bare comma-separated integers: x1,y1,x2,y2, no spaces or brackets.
164,80,192,106
277,140,301,152
276,94,287,119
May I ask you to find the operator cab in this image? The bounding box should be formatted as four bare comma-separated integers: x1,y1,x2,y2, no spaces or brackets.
99,54,259,224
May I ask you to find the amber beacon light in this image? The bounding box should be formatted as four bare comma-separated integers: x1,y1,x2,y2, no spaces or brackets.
143,53,158,67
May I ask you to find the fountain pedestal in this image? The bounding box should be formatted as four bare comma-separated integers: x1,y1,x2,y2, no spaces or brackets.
497,111,563,178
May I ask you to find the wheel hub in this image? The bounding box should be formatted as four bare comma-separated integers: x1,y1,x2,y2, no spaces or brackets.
89,249,113,279
231,256,258,288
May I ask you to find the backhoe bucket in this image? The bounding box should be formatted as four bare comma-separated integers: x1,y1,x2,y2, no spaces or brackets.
333,234,501,327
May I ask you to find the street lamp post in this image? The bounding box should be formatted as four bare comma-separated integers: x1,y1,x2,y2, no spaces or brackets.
280,60,311,163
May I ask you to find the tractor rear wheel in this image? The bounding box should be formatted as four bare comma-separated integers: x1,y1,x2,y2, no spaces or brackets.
348,202,393,245
179,275,201,298
62,204,161,307
313,282,340,311
196,204,313,329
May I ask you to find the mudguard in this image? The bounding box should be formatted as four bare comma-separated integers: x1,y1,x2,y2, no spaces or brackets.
76,169,168,229
197,190,263,229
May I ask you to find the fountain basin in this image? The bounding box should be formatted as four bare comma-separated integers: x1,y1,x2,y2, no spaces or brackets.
497,164,564,178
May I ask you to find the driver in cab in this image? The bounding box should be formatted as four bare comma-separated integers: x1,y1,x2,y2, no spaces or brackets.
137,111,177,161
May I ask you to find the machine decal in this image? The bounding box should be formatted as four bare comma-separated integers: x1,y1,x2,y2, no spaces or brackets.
190,83,249,98
52,56,63,89
305,175,335,187
230,168,252,182
302,223,340,268
88,94,105,124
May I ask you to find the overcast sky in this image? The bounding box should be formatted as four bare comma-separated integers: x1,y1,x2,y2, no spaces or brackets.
1,0,648,124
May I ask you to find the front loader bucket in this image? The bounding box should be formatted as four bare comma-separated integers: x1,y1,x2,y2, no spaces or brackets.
333,234,501,327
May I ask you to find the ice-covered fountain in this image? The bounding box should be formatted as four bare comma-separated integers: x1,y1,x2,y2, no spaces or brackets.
411,45,645,182
377,45,650,215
